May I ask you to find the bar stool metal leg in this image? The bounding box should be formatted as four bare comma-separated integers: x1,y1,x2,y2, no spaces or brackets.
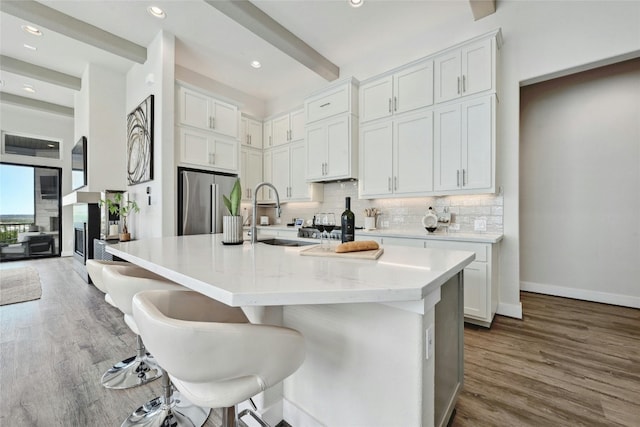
101,335,162,389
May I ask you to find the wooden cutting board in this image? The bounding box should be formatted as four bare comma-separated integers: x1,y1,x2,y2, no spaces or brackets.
299,245,384,260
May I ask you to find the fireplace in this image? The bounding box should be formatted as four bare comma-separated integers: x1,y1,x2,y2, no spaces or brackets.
73,224,85,261
71,203,100,282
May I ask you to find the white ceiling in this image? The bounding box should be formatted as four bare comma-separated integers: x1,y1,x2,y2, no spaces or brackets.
0,0,479,110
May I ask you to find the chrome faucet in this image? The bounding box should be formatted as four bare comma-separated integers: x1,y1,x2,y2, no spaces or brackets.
251,182,281,244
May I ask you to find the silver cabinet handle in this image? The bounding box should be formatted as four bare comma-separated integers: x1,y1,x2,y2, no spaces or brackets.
388,177,392,191
394,96,398,112
320,102,331,108
211,153,215,164
269,136,272,146
457,77,461,94
394,176,397,191
462,169,466,186
456,169,460,186
462,75,466,93
388,98,392,113
211,117,215,129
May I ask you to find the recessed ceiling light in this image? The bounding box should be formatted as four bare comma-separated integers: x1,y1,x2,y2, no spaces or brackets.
23,43,37,51
21,25,42,36
250,60,262,69
23,84,36,93
348,0,364,8
147,6,166,19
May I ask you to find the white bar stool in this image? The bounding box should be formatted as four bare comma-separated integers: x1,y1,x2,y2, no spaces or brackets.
86,259,129,307
132,289,306,427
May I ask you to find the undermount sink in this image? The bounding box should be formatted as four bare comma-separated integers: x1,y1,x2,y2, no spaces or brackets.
258,238,318,247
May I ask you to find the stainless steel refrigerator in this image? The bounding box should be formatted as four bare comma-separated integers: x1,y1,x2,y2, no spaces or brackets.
178,168,237,235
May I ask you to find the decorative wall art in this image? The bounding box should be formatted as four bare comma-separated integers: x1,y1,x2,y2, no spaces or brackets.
127,94,154,185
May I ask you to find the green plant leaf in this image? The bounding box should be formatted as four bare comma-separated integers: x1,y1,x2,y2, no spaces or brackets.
229,179,241,216
223,195,232,215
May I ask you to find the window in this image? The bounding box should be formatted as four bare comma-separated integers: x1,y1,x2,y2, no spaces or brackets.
2,132,61,159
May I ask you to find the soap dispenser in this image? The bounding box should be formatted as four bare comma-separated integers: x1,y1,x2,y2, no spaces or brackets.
422,207,438,233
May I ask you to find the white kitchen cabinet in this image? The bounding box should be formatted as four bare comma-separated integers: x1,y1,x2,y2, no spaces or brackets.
179,126,238,172
240,146,263,201
434,37,493,104
360,110,433,198
305,77,358,124
240,116,263,148
262,149,275,201
360,61,433,124
434,95,494,193
306,114,358,181
268,143,323,203
426,240,498,327
263,120,273,148
271,108,305,146
177,86,238,138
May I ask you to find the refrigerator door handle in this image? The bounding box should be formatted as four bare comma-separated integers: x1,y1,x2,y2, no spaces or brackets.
182,172,190,234
211,183,219,233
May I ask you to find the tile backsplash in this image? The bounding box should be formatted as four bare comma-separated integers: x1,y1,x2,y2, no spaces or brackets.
249,182,503,234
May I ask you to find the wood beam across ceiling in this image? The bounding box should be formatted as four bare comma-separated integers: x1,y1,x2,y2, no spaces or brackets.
205,0,340,82
0,92,74,117
0,55,81,90
469,0,496,21
0,0,146,64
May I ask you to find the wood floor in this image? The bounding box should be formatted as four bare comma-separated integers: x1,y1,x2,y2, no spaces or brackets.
1,258,639,426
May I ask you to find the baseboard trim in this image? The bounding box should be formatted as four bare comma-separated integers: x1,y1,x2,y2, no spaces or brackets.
496,301,522,319
520,281,640,309
282,398,324,427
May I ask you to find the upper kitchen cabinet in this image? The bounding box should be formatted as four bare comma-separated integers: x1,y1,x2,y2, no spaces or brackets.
240,115,263,148
263,120,273,148
360,61,433,124
433,30,501,104
177,85,239,139
240,146,263,201
305,78,359,182
271,108,305,146
433,95,495,193
360,110,433,198
267,142,323,203
178,126,238,173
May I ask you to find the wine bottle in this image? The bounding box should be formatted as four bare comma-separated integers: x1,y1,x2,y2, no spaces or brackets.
341,197,355,243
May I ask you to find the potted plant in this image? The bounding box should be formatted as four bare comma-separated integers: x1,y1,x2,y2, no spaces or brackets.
222,178,243,244
100,193,140,241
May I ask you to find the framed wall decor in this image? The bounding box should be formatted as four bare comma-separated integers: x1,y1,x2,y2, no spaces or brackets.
127,94,154,185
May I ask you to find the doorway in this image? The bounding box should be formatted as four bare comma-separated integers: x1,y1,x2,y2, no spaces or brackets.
0,162,62,261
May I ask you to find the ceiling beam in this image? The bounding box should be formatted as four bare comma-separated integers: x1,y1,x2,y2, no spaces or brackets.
468,0,496,21
0,92,74,117
0,0,146,64
1,55,81,90
204,0,339,82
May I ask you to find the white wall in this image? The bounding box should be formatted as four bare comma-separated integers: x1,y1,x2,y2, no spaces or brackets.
126,31,175,239
0,103,74,255
520,58,640,307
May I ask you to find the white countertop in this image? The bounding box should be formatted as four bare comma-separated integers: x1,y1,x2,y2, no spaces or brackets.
257,225,503,244
107,234,475,307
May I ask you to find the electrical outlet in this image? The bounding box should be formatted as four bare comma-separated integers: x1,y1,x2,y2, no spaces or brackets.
474,219,487,232
425,325,434,360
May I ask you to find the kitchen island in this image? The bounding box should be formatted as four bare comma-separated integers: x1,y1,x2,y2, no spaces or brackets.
108,234,475,427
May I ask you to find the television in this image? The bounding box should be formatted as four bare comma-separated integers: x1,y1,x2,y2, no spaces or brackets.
71,136,87,190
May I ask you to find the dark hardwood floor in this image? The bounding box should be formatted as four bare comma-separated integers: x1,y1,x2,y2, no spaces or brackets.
1,258,639,426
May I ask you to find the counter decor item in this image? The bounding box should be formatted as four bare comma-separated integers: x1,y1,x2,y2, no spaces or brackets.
99,192,140,241
222,178,243,244
422,207,438,233
341,197,355,242
363,208,379,230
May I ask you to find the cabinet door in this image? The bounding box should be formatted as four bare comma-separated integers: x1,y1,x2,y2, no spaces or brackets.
434,50,461,104
394,111,433,194
262,149,275,201
211,136,238,172
272,114,290,146
240,148,263,200
179,88,211,130
462,96,493,190
247,118,263,149
462,261,488,320
461,38,492,97
240,117,249,146
360,121,393,197
180,127,212,166
306,123,326,180
289,141,308,200
360,75,393,123
433,104,462,191
263,120,273,148
290,109,305,142
326,115,350,179
271,146,290,200
394,61,434,115
211,100,238,138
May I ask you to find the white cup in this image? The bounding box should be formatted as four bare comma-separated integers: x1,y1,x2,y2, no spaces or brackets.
364,217,376,230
